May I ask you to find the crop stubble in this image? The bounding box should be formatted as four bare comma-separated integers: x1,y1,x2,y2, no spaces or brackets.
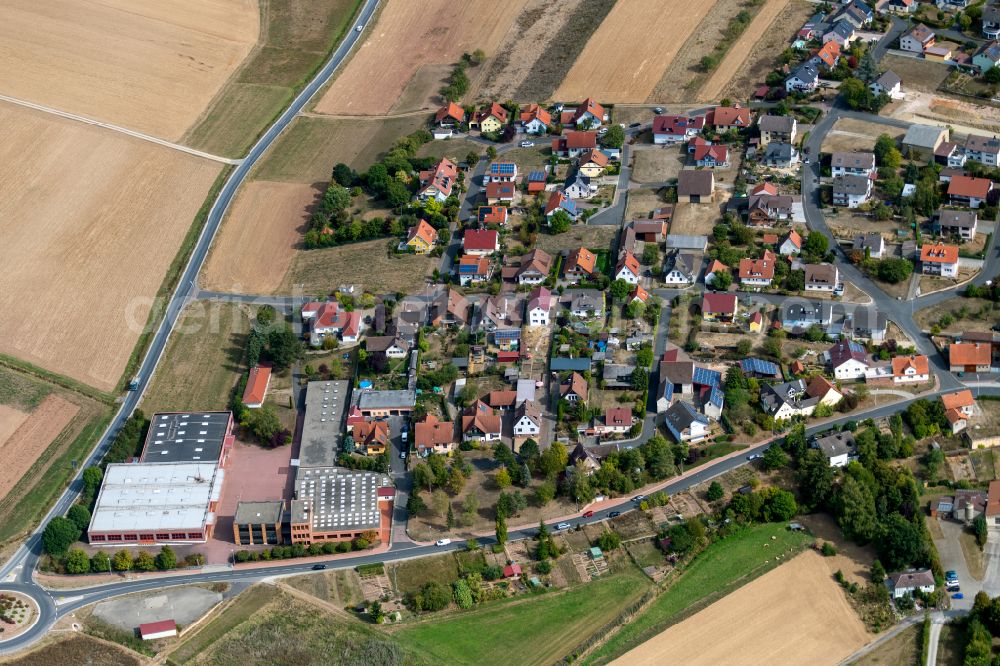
0,103,222,391
556,0,719,103
314,0,529,115
0,395,79,501
0,0,258,141
612,551,870,666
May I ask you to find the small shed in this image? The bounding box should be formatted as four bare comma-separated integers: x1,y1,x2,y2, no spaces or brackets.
503,563,523,578
589,547,604,560
139,619,177,641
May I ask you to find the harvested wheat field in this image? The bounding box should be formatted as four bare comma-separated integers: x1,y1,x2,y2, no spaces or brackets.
556,0,719,103
314,0,528,115
0,0,259,141
201,181,322,294
0,396,79,500
281,238,436,295
613,551,870,666
0,103,222,391
700,0,792,101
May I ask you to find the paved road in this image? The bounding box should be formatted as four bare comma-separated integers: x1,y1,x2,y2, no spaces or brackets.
926,612,944,666
0,0,382,652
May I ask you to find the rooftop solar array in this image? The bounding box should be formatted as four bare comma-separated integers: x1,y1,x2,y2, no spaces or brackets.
489,162,516,175
740,358,780,376
692,366,722,388
708,386,725,408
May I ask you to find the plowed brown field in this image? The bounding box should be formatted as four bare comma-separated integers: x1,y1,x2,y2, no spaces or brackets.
0,396,79,500
0,0,259,140
0,103,222,391
554,0,719,102
612,551,871,666
313,0,529,115
0,405,29,450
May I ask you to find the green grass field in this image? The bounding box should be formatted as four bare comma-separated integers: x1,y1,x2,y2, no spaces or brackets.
142,302,254,414
583,522,813,665
182,0,364,157
390,553,462,595
166,585,280,665
394,563,651,666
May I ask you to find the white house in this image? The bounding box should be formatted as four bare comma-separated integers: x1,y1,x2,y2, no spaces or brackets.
831,151,876,178
870,71,902,98
812,431,856,468
920,243,959,279
900,24,935,53
615,252,642,284
886,569,936,599
664,401,710,443
892,355,930,384
832,174,873,208
664,253,698,286
785,62,819,92
704,259,729,287
804,264,839,293
513,401,542,437
526,286,552,327
827,339,869,380
779,230,802,256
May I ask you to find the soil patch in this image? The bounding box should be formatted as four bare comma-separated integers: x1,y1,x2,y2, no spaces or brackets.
0,102,221,391
612,551,870,665
0,0,258,141
557,0,719,103
0,396,79,503
314,0,529,115
0,405,30,448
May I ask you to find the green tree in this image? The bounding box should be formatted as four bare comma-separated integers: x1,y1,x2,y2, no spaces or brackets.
453,579,474,609
265,325,302,370
495,511,508,546
707,481,724,502
67,505,91,533
90,550,111,573
876,257,913,284
711,269,732,291
796,450,834,511
601,124,625,149
875,513,927,570
241,404,283,443
446,503,455,529
985,67,1000,84
495,466,511,489
82,466,103,501
596,530,621,551
803,232,828,258
535,480,556,505
64,548,90,574
839,77,868,110
112,549,133,572
549,209,572,233
42,517,81,556
539,442,568,478
134,551,155,571
762,445,788,470
155,546,177,571
837,474,878,543
857,51,879,83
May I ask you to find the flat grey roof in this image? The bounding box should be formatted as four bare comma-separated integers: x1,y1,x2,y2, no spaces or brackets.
357,389,416,410
234,500,284,525
292,466,391,533
141,412,231,464
903,124,947,148
89,462,222,533
300,380,351,468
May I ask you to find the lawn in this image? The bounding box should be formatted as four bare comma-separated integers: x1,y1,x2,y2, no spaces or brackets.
689,440,748,467
8,635,140,666
142,302,255,414
534,226,618,255
182,0,365,157
583,521,813,665
393,562,651,665
390,553,462,595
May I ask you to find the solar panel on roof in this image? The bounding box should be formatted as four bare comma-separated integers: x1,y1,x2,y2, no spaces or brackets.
709,386,724,407
661,382,674,402
494,329,521,339
740,358,780,375
692,367,722,388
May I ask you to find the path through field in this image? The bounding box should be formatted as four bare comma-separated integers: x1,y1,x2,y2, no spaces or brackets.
612,551,870,666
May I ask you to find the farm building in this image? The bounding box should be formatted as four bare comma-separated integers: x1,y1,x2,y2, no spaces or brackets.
241,365,272,409
88,462,224,545
139,620,178,641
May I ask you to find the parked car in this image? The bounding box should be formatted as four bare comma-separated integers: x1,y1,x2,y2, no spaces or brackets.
631,495,646,503
435,539,451,547
747,453,762,461
654,107,664,114
608,511,621,518
629,122,641,128
946,570,958,580
312,564,327,570
520,141,534,148
399,451,406,459
582,510,594,518
947,583,961,591
952,592,965,599
556,522,571,531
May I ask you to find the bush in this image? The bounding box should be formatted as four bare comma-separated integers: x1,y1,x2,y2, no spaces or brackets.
596,531,621,551
821,542,837,557
64,548,90,574
536,560,552,574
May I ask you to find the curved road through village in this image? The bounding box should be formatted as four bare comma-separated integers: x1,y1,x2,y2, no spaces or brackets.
3,9,1000,655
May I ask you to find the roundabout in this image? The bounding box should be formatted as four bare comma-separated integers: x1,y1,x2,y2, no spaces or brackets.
0,584,54,653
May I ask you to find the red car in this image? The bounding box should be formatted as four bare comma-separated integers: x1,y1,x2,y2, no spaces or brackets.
582,510,594,518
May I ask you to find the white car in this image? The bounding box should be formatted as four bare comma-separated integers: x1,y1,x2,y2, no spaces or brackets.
435,539,451,547
355,25,363,32
556,522,571,531
520,141,534,148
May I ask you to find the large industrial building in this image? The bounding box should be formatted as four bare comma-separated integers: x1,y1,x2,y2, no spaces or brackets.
140,411,235,466
300,380,350,468
88,462,223,545
289,467,393,544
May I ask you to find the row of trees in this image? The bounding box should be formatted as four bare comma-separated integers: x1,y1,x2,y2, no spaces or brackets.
62,546,187,575
235,532,378,563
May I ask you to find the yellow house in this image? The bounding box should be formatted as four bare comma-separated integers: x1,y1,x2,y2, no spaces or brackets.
475,102,509,134
577,149,609,178
405,219,438,254
748,311,763,332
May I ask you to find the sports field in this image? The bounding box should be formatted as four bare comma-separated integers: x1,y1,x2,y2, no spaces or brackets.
313,0,528,115
612,551,870,665
0,103,221,391
0,0,258,141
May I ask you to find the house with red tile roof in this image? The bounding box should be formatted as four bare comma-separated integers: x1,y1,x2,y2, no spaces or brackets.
949,342,993,373
457,255,492,285
462,400,502,442
242,365,272,409
811,40,841,68
561,372,588,403
560,98,606,128
892,355,930,384
302,301,362,346
520,103,552,134
702,293,738,322
417,158,458,202
578,149,610,177
565,247,597,282
463,229,500,255
614,251,641,284
948,175,994,208
478,205,508,226
942,390,975,417
705,259,729,287
544,190,578,220
415,414,456,456
595,407,634,435
707,105,751,131
652,115,705,144
405,219,438,253
352,420,389,456
473,102,509,134
780,230,802,255
738,250,776,287
630,283,650,303
435,101,465,127
485,181,516,205
693,143,730,168
551,131,598,157
920,243,959,278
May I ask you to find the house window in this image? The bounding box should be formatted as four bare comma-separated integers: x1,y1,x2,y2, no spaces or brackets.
124,534,138,541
